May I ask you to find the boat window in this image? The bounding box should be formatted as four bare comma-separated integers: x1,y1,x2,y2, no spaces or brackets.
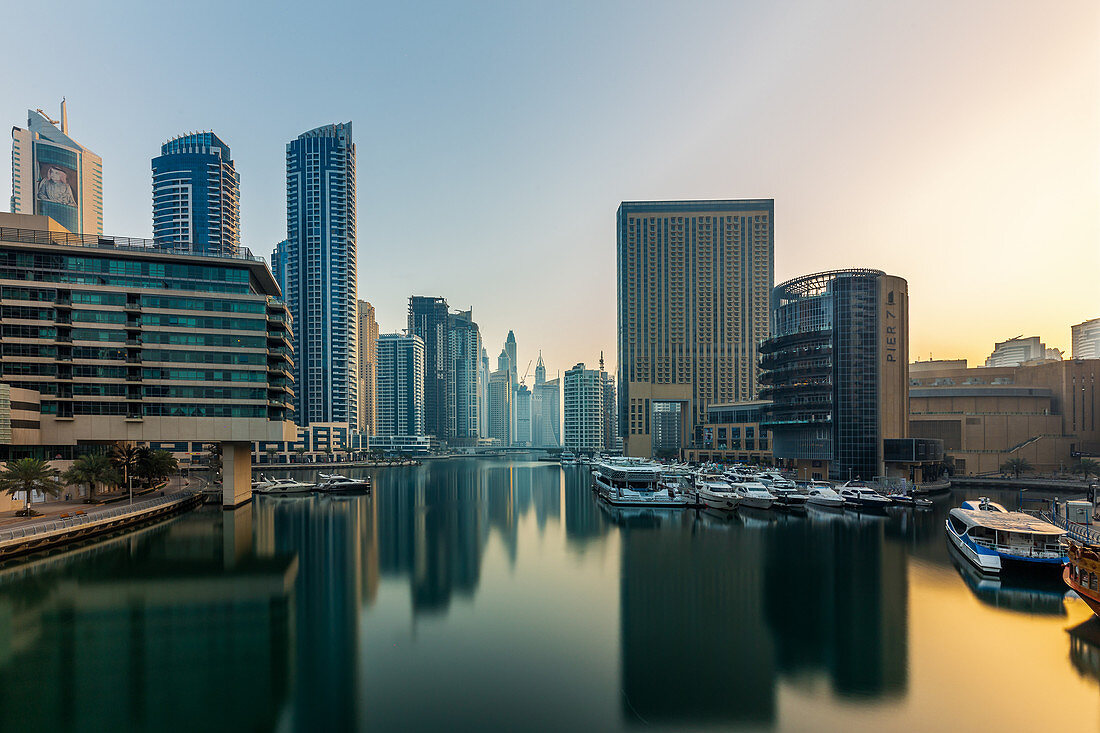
948,516,968,534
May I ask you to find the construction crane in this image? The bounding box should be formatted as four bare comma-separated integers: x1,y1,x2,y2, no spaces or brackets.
35,108,60,126
520,359,533,385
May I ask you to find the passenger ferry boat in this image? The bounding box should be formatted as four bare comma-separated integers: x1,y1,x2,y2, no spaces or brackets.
1065,540,1100,618
592,459,695,507
945,498,1067,574
560,451,577,466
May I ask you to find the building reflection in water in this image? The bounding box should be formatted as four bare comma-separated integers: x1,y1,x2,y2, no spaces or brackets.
613,506,909,727
0,506,296,733
1068,618,1100,688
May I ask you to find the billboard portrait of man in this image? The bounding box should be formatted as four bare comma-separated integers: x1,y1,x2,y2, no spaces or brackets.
36,163,78,208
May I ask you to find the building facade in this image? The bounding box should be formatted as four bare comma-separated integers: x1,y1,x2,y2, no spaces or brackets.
984,336,1049,367
759,269,932,481
683,400,773,465
151,132,240,257
0,213,294,504
375,333,424,438
271,239,288,297
448,309,482,445
11,104,103,236
909,358,1100,474
357,300,378,435
514,384,532,446
408,296,450,440
617,199,774,458
1072,318,1100,360
564,362,608,454
487,369,511,445
531,353,560,448
285,122,357,426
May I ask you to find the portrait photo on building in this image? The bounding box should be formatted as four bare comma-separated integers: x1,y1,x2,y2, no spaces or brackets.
34,156,78,209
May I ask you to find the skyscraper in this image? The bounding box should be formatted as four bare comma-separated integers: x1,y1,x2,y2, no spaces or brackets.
531,353,561,448
271,239,289,297
152,131,240,256
478,346,490,439
358,301,379,435
448,309,482,444
408,296,450,440
375,333,425,437
505,330,518,385
11,102,102,235
617,199,774,457
487,369,511,445
564,362,609,454
285,122,358,426
514,384,532,446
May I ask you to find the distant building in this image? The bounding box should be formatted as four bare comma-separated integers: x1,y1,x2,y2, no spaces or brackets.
448,309,482,445
152,131,240,257
11,102,103,235
271,240,289,297
357,301,378,435
285,122,357,427
984,336,1049,368
487,369,511,445
564,362,610,454
1072,318,1100,360
408,296,450,440
514,384,532,446
375,333,424,438
909,359,967,374
617,200,774,458
478,346,490,438
760,269,939,482
505,330,518,385
531,353,560,448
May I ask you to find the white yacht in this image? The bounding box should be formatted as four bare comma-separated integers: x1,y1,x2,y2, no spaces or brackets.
837,483,893,511
804,485,846,509
315,473,371,494
730,481,776,510
945,498,1067,574
254,476,315,495
696,480,741,511
592,459,695,507
560,451,577,466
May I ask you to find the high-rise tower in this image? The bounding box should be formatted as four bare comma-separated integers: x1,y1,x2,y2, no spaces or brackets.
11,102,103,235
408,296,450,439
617,199,774,457
285,122,357,426
152,131,240,256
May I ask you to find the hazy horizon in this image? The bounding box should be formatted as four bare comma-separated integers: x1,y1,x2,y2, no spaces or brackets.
3,0,1097,376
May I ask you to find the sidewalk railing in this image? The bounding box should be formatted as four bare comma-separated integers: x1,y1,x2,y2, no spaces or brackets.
0,492,194,545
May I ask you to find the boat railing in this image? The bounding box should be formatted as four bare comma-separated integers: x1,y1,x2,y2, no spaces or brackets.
1045,505,1100,545
968,535,1065,559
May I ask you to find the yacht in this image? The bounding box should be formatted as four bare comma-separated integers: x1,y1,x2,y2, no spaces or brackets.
945,498,1067,574
768,484,809,509
560,451,577,466
696,479,741,511
592,459,695,507
805,485,846,509
730,481,776,510
254,476,315,495
837,484,893,511
315,473,371,494
755,470,797,489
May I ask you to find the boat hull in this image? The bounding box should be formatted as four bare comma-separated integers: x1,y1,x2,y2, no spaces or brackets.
946,518,1002,574
807,497,845,509
738,496,774,510
1065,565,1100,617
698,491,739,511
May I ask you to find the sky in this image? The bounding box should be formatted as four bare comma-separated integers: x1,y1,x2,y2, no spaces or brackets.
3,0,1097,377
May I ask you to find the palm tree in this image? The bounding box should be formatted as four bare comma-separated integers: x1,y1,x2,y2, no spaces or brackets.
1000,457,1033,479
1072,458,1100,481
136,448,178,489
294,446,306,464
110,442,142,501
265,446,279,464
62,453,118,501
0,458,61,516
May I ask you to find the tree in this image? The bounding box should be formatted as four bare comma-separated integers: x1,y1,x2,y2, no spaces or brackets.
62,453,118,501
294,446,306,463
1000,457,1033,479
0,458,61,516
1072,458,1100,481
110,442,142,498
203,443,223,479
136,448,177,488
265,446,279,464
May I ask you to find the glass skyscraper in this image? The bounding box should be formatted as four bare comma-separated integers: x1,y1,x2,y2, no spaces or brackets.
285,122,357,426
151,132,240,256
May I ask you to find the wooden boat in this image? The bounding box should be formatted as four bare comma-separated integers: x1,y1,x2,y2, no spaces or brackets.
1065,540,1100,618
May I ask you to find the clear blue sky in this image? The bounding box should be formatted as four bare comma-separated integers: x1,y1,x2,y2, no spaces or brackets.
3,0,1098,376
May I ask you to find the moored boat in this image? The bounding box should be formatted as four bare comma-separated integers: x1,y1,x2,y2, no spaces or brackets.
945,500,1067,574
805,485,846,509
696,480,740,511
315,473,371,493
560,451,577,466
730,481,776,510
592,459,695,507
1065,540,1100,618
837,484,893,511
254,476,316,495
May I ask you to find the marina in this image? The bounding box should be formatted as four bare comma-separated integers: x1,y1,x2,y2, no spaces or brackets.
0,458,1096,732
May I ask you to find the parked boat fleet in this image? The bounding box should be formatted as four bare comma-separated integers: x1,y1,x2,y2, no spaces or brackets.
251,473,372,497
583,457,931,513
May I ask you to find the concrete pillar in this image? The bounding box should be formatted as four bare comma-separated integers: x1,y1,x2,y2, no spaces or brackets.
221,441,253,508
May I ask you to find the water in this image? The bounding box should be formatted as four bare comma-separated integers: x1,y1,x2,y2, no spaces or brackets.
1,458,1097,732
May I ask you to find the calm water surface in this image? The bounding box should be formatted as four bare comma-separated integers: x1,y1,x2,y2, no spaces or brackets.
1,459,1097,732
